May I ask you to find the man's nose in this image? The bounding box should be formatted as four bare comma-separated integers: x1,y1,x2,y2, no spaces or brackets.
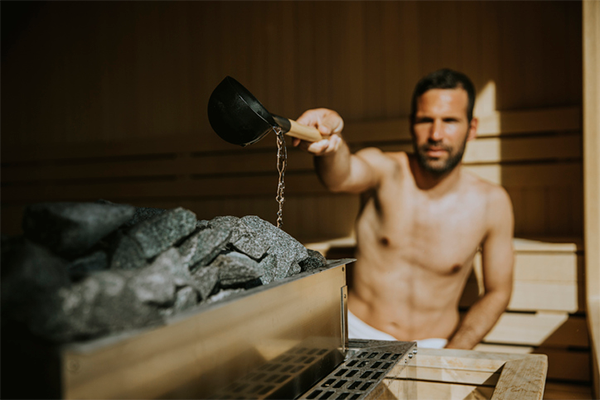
429,119,443,141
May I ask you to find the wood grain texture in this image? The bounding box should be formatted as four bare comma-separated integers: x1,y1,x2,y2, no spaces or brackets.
583,1,600,397
492,356,548,400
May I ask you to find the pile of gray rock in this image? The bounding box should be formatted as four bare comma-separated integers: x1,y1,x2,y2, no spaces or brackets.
1,201,326,343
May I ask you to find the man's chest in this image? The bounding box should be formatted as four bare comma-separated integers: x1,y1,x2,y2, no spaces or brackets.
362,186,488,274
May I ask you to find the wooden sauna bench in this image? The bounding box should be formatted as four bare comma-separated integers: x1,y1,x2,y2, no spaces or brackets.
305,236,591,393
375,348,547,400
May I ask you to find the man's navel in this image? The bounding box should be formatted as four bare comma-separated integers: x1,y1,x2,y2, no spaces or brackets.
380,236,390,246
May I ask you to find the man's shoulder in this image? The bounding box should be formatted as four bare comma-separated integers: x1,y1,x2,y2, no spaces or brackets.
463,169,507,195
462,170,513,219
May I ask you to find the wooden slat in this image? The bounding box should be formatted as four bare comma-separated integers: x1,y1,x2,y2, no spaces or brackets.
513,254,580,282
474,344,591,383
483,312,569,347
477,313,588,348
1,161,581,202
2,133,582,184
0,105,581,165
464,162,582,187
461,279,580,312
513,237,583,253
583,1,600,398
509,281,579,313
543,382,594,400
477,107,581,136
492,356,548,400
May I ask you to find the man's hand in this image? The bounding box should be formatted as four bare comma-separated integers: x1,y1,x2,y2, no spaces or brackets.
293,108,344,155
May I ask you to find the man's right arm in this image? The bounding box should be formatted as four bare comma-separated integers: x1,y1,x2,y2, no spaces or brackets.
294,108,381,194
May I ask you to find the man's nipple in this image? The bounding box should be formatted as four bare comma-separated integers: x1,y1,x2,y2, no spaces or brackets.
450,264,462,274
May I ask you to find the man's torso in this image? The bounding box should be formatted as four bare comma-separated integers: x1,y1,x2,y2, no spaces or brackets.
348,151,493,341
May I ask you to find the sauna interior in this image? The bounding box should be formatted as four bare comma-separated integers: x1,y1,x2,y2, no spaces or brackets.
2,2,598,399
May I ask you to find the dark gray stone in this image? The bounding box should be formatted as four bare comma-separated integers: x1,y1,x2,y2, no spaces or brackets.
211,252,262,288
69,251,109,280
172,286,198,312
128,252,178,306
1,238,70,318
25,268,166,342
196,220,210,230
209,216,239,231
229,219,270,260
22,202,136,257
190,266,219,300
129,207,197,259
123,206,167,229
178,225,232,270
110,232,148,270
257,253,277,285
85,271,164,336
299,249,327,271
239,216,309,280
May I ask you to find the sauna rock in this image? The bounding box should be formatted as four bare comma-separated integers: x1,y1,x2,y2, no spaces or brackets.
22,202,135,257
2,201,328,343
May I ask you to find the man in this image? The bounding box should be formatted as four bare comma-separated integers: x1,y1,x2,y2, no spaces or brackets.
293,69,514,349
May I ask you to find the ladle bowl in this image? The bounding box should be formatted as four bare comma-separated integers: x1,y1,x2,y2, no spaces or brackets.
207,76,322,147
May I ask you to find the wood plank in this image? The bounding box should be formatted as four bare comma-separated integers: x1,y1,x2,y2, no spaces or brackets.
513,254,579,282
492,356,548,400
513,237,583,253
509,281,579,313
343,106,581,144
376,134,581,164
477,314,588,349
2,159,584,197
464,162,582,187
483,312,569,347
583,1,600,397
1,162,584,207
478,345,592,386
0,106,581,164
461,279,581,312
474,344,534,355
543,381,594,400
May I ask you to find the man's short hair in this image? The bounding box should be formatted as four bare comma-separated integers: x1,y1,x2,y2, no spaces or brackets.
410,69,476,122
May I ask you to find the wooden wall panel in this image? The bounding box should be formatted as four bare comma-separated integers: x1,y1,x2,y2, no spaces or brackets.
1,1,582,146
583,1,600,396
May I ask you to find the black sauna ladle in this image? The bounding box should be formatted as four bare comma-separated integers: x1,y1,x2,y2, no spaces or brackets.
207,76,322,147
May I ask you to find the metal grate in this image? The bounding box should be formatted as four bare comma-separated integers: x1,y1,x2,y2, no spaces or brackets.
213,339,416,400
213,339,343,399
298,340,417,400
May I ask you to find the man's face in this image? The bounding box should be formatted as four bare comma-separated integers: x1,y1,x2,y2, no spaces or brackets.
411,88,477,176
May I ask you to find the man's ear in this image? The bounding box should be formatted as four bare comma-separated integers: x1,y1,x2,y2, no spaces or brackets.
467,117,478,142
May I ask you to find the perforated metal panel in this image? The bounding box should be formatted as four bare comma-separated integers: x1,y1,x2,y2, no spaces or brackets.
213,339,416,400
299,340,417,400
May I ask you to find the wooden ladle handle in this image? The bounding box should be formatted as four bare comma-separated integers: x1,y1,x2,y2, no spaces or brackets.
272,115,323,143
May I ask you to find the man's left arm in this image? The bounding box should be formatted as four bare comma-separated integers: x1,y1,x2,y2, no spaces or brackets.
446,187,515,349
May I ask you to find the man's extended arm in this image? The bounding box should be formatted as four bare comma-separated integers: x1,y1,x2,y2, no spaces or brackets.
294,108,379,193
446,187,515,349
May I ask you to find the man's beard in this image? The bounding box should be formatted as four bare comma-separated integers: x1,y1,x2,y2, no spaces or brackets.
413,133,469,176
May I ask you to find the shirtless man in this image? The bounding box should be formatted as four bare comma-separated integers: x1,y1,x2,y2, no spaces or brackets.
294,69,514,349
